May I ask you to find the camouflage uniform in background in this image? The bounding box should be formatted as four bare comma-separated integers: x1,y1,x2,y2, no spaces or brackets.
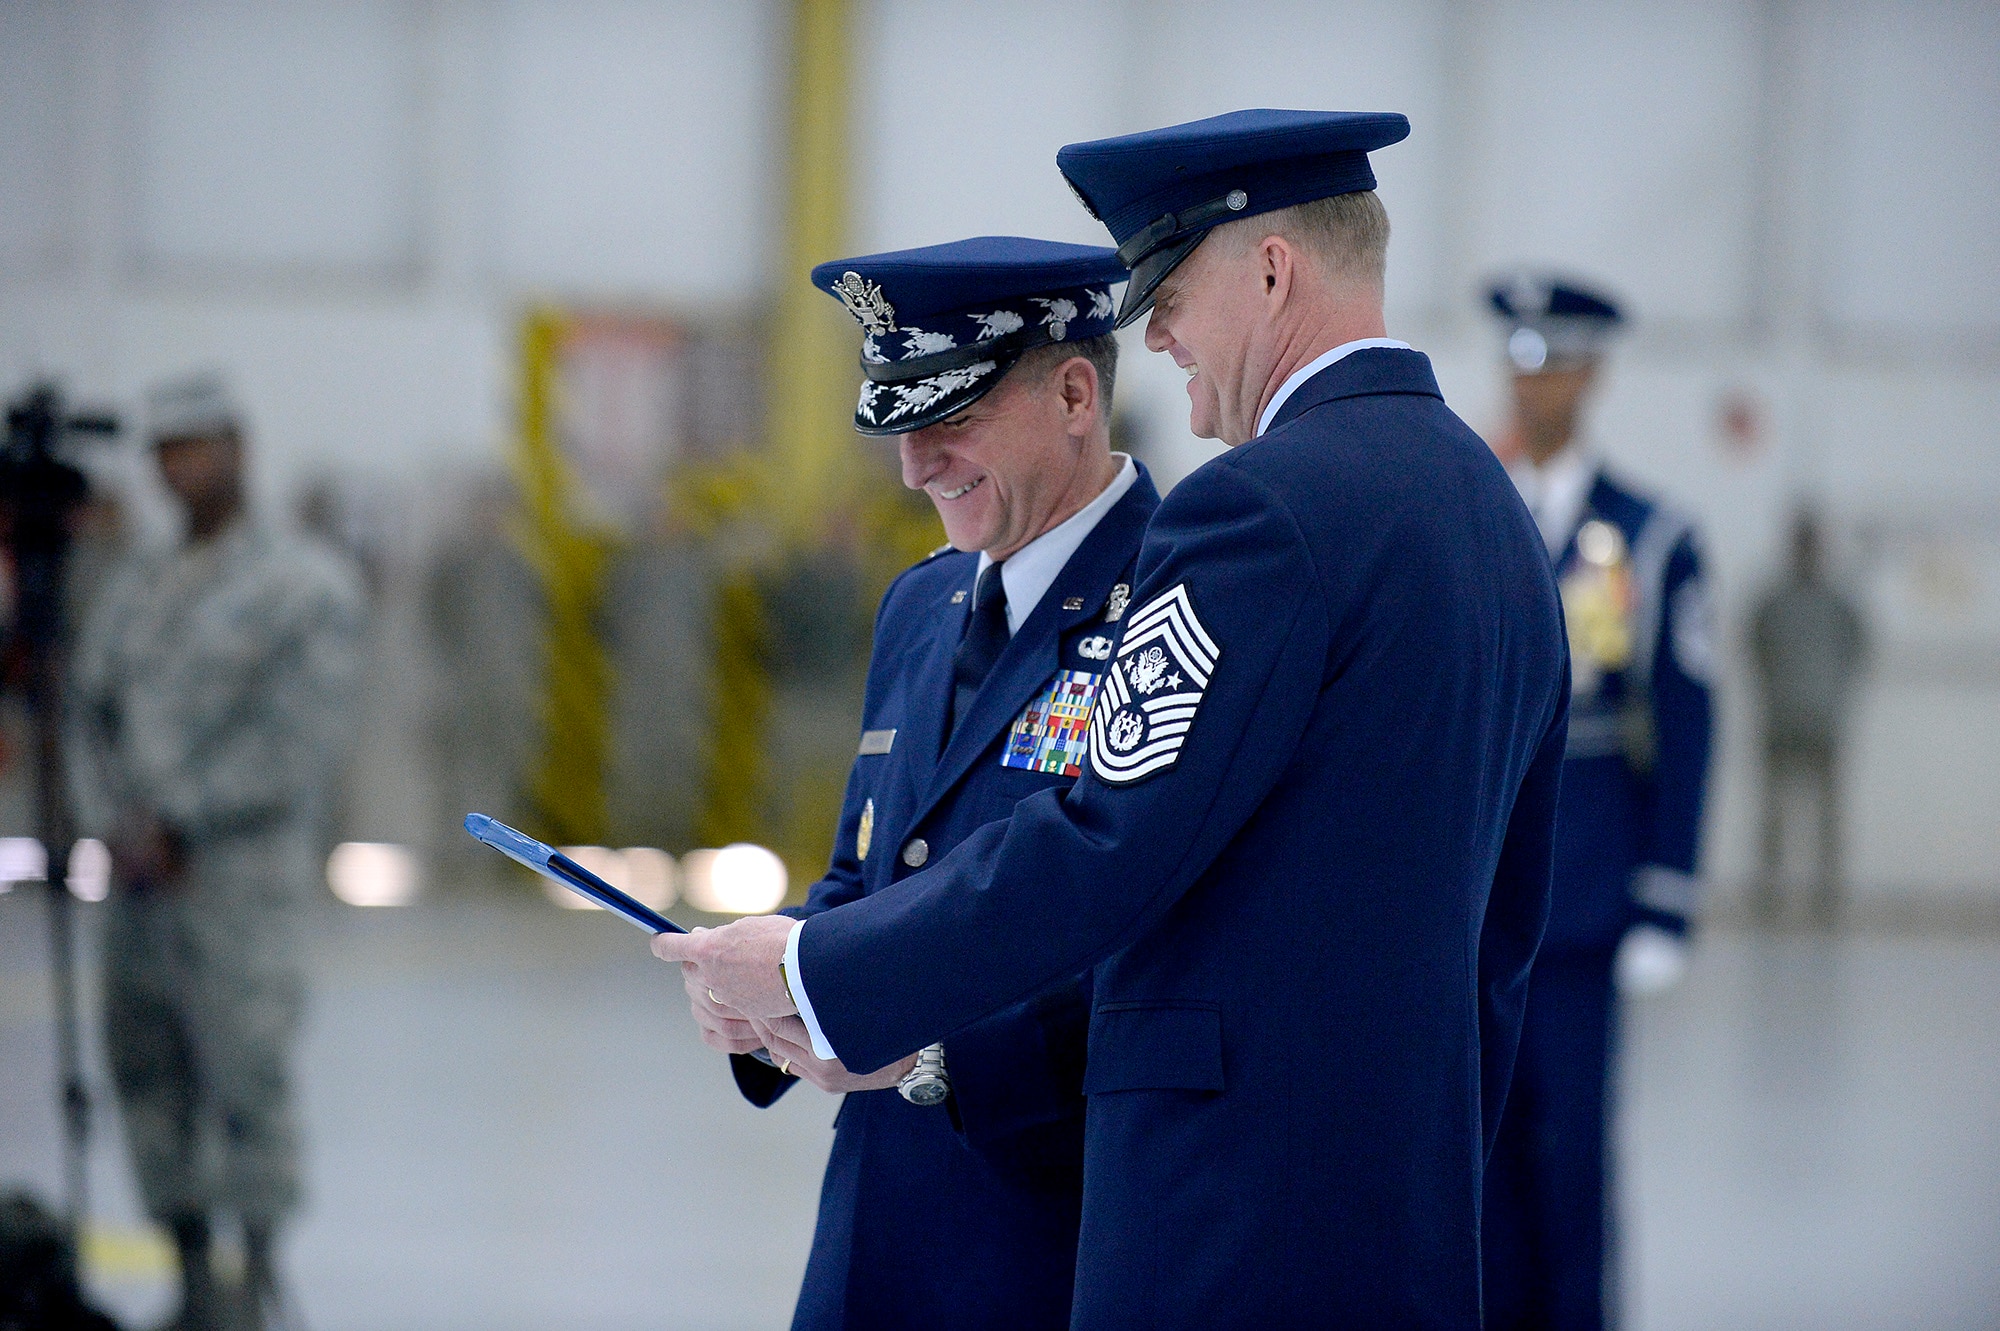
66,521,365,1228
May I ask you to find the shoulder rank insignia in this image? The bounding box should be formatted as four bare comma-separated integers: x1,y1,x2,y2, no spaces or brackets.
1104,583,1131,622
1088,584,1218,785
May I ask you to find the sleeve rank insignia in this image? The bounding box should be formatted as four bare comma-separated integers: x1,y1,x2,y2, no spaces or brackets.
1088,583,1218,785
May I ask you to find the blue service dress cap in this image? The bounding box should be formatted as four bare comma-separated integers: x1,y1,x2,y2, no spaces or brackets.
811,236,1125,436
1057,109,1411,326
1487,272,1626,371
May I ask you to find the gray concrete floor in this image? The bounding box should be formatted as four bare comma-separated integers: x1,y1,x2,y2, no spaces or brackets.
4,890,1998,1330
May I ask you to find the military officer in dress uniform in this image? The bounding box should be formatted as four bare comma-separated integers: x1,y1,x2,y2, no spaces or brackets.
686,237,1157,1329
662,110,1569,1329
1480,276,1716,1330
66,373,365,1331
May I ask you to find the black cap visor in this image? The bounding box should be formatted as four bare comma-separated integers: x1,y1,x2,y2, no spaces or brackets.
1114,231,1207,328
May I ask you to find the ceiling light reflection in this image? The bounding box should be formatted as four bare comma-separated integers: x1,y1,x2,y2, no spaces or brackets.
680,843,787,916
327,842,422,907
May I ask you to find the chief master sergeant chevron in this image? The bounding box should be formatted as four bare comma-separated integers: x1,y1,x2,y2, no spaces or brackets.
691,236,1157,1329
660,110,1571,1328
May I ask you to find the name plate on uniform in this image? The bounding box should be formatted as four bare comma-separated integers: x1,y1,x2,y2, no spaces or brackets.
1001,670,1101,776
858,728,897,756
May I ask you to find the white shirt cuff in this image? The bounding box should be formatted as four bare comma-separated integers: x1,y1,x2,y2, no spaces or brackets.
785,918,839,1061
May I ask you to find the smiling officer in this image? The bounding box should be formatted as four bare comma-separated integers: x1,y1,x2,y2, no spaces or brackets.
1482,274,1715,1331
664,112,1569,1327
688,236,1156,1329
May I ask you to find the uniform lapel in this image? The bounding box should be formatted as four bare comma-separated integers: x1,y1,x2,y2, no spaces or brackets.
907,472,1158,831
911,559,974,767
866,560,973,889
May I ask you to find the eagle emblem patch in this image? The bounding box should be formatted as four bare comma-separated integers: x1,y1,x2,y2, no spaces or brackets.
1088,584,1218,785
1001,669,1101,776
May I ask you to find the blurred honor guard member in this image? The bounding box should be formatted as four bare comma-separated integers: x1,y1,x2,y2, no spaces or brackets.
1483,277,1715,1330
67,373,364,1331
690,237,1156,1329
660,111,1570,1328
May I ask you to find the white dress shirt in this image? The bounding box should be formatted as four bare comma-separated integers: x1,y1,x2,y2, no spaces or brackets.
1255,337,1412,438
785,453,1138,1061
1505,442,1596,557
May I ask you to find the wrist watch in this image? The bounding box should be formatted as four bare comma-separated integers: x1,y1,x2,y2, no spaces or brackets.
898,1043,950,1106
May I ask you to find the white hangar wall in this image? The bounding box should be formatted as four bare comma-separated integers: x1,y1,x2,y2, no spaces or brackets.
1,0,1995,903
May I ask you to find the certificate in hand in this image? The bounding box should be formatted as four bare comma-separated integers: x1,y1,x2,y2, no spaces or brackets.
463,813,683,935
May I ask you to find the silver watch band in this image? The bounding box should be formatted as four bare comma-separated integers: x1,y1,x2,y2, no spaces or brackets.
897,1043,949,1106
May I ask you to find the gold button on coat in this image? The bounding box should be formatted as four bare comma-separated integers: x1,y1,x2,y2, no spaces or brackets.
901,838,929,868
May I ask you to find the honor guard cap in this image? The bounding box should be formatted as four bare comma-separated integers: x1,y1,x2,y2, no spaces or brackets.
1487,273,1626,372
812,236,1125,436
146,370,242,441
1057,108,1411,327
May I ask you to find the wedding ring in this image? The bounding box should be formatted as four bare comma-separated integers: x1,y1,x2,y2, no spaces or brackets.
707,988,719,1005
780,1058,791,1075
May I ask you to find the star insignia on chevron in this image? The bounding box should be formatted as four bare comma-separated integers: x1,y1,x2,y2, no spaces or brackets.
812,236,1125,435
1088,584,1219,784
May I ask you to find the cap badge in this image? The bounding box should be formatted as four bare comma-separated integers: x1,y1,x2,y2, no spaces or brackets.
1508,326,1550,372
833,271,897,334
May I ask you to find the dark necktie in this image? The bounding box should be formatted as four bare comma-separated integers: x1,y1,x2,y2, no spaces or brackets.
951,560,1009,734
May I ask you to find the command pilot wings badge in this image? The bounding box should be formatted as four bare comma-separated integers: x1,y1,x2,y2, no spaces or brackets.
1087,584,1219,784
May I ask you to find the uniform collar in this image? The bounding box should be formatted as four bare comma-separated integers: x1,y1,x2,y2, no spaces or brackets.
1506,442,1597,558
976,453,1137,634
1256,338,1413,438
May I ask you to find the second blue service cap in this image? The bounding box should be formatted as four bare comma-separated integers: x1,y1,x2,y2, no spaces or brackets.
1057,108,1411,325
812,236,1124,435
1487,272,1625,371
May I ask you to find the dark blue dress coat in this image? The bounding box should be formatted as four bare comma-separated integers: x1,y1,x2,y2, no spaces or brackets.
793,349,1571,1329
1484,465,1714,1331
732,468,1159,1330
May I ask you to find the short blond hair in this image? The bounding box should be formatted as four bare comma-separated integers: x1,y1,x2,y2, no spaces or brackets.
1228,189,1390,290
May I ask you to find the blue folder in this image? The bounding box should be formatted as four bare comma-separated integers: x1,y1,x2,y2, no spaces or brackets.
464,813,683,934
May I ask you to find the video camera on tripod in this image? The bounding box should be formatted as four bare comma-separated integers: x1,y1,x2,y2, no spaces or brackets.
1,380,122,1328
